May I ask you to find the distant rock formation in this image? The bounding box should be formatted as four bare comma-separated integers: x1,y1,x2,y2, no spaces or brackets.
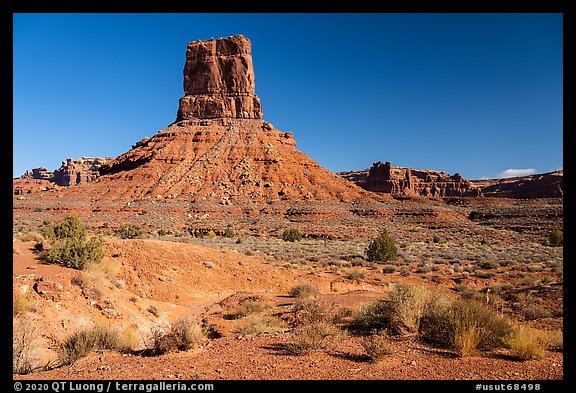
20,157,111,187
340,163,564,199
340,161,482,197
176,35,263,121
21,167,53,181
471,171,563,199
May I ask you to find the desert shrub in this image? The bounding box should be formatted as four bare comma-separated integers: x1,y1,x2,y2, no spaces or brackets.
116,224,146,239
206,230,217,238
44,215,86,242
13,315,40,374
366,229,397,263
44,236,105,270
223,226,235,238
477,260,499,270
147,305,160,317
41,216,105,270
288,284,320,299
282,229,303,242
415,265,432,274
157,229,166,237
346,268,366,280
432,236,446,244
382,265,397,274
523,305,554,320
361,329,394,362
13,293,31,316
19,231,45,243
229,299,271,319
505,324,550,360
356,284,432,336
292,298,336,326
475,271,495,279
287,322,343,355
424,299,512,356
548,230,563,247
234,315,284,335
236,238,242,244
543,329,563,351
146,318,204,356
57,325,122,365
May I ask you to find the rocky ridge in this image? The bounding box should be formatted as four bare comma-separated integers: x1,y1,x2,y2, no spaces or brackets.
340,161,482,198
19,157,111,187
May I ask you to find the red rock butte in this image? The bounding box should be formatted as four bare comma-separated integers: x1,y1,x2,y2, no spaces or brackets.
177,35,263,121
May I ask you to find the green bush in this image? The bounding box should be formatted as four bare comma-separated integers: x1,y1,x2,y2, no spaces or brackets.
41,216,105,270
366,229,397,263
43,215,86,242
157,229,166,237
116,224,146,239
548,230,563,247
282,229,303,242
44,236,105,270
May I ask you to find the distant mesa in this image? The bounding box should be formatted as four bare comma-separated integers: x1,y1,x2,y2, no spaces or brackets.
340,161,563,199
471,170,563,199
340,161,482,198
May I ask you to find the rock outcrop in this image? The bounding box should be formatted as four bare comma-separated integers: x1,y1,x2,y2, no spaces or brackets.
176,35,262,121
21,167,53,181
340,161,482,197
52,157,111,186
19,157,111,187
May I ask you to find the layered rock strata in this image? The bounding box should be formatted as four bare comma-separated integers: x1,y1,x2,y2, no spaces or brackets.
176,35,262,121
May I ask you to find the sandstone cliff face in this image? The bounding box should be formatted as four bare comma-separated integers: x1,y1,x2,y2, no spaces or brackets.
341,161,482,197
176,35,262,121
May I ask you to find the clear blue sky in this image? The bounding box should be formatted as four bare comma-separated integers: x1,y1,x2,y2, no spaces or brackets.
13,13,563,180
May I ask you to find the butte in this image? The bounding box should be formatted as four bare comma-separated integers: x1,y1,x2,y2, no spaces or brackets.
15,35,389,236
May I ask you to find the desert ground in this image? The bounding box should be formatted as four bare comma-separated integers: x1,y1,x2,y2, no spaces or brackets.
13,196,563,381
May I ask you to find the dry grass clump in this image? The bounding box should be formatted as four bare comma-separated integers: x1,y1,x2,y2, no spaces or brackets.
421,298,512,357
13,314,41,374
505,324,552,360
19,231,45,243
356,284,433,336
234,314,284,335
57,325,123,365
355,283,513,357
13,292,32,316
288,283,320,299
146,318,204,355
287,322,344,355
287,298,345,355
228,298,271,319
361,329,394,362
